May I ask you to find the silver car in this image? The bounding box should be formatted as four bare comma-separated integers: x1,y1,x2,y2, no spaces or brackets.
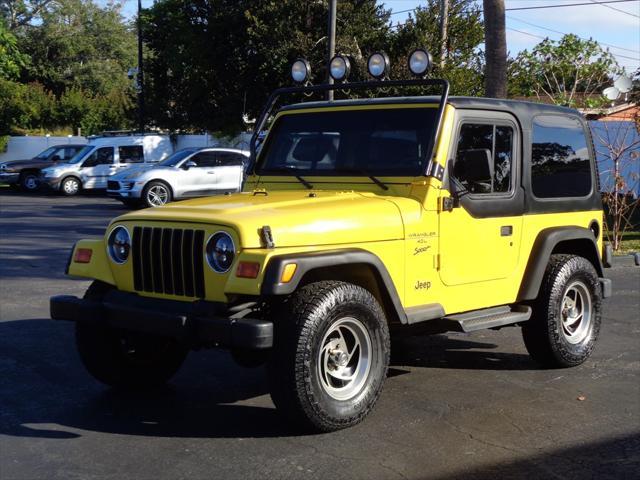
107,147,249,208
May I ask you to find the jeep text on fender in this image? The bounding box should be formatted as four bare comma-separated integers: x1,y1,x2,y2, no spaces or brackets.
50,50,612,432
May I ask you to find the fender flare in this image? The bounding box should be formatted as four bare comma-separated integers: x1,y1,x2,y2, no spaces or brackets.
261,248,411,324
517,226,603,301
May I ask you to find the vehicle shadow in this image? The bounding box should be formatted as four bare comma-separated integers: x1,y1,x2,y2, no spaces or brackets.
0,319,537,441
391,333,537,371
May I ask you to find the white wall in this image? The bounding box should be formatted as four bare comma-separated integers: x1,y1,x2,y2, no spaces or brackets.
175,132,252,151
0,136,88,162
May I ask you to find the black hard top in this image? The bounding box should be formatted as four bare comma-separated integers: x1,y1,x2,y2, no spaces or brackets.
280,95,581,122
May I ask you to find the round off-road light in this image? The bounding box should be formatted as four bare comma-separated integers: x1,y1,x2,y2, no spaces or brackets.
291,58,311,84
367,52,390,80
107,226,131,264
329,55,351,82
206,231,235,273
408,48,432,77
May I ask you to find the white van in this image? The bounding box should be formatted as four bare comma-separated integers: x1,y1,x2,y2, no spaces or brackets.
39,133,173,195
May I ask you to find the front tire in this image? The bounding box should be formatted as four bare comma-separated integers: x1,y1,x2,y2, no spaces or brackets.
522,254,602,368
267,281,390,432
20,172,40,191
75,281,188,388
142,181,172,207
60,176,81,196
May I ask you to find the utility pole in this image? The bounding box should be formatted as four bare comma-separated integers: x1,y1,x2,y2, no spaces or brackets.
439,0,449,70
137,0,145,132
483,0,507,98
327,0,337,100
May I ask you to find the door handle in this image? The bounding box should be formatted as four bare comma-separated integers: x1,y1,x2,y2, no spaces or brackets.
501,226,513,236
207,171,216,174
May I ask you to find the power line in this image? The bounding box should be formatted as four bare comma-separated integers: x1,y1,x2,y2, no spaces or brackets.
507,15,640,54
506,0,639,11
587,0,640,17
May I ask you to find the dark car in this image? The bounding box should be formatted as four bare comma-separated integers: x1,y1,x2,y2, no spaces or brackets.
0,144,86,191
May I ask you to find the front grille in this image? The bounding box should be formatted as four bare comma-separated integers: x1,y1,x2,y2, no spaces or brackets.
132,226,206,298
107,180,119,190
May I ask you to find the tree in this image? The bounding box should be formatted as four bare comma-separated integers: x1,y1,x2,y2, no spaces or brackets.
482,0,506,98
0,22,28,80
509,34,620,107
0,0,58,31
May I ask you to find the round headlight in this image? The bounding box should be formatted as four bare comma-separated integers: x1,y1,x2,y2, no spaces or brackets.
291,58,311,84
408,48,432,77
107,226,131,264
206,232,235,273
329,55,351,82
367,52,390,79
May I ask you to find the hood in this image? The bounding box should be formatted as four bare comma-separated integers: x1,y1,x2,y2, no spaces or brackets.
1,158,43,170
116,190,410,248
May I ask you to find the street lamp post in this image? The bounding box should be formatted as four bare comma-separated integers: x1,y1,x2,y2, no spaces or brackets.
137,0,145,133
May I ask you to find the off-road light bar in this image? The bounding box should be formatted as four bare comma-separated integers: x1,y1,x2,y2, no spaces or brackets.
291,58,311,84
367,52,390,80
329,55,351,82
408,49,432,77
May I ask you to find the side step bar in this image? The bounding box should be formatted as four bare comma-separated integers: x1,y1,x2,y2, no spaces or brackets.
442,305,532,333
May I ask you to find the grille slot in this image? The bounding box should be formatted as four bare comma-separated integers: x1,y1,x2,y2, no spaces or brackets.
107,180,119,190
132,226,205,298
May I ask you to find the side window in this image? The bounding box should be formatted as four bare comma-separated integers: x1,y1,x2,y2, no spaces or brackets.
531,116,592,198
190,151,217,168
216,152,244,167
83,147,114,167
63,148,80,160
119,145,144,163
453,123,514,194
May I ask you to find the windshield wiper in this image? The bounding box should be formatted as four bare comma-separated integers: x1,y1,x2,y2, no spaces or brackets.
339,169,389,191
264,167,313,189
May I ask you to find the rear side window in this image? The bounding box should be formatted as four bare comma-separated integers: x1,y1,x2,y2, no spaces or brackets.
531,115,592,198
119,146,144,163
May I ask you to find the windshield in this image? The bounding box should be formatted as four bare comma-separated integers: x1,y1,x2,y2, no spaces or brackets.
257,107,439,176
158,148,199,167
65,146,94,164
34,147,58,159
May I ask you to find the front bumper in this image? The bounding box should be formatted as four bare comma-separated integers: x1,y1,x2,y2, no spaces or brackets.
0,172,20,184
39,175,62,190
50,290,273,349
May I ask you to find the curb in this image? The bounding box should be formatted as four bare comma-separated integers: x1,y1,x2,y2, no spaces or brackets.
611,253,640,267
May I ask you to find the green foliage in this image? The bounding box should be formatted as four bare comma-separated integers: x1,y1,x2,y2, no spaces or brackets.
143,0,485,133
508,34,620,107
0,22,29,80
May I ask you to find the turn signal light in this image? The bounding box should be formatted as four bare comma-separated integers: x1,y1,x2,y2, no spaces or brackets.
280,263,297,283
236,261,260,279
74,248,93,263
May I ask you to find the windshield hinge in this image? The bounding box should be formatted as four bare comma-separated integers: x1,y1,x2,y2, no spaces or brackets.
426,160,444,181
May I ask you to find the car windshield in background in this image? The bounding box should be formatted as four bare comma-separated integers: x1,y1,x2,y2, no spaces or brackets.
35,147,58,159
65,146,94,164
158,148,199,167
257,107,439,176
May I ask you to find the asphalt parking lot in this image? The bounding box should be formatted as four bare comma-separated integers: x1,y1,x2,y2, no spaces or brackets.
1,189,639,480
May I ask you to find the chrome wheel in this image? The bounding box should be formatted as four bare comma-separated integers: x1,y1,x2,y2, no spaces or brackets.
318,317,372,401
62,178,79,195
146,184,169,206
560,280,592,344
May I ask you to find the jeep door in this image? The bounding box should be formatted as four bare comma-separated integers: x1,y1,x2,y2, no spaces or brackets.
438,110,524,285
80,147,115,189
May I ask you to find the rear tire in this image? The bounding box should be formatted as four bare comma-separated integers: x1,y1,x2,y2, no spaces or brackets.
60,176,81,196
142,181,172,207
75,281,188,388
522,254,602,368
267,281,390,432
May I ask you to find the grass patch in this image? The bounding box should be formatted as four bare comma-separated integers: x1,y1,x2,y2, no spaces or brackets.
610,230,640,255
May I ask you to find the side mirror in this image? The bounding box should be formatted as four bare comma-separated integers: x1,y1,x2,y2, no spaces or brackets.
453,149,493,194
182,160,197,170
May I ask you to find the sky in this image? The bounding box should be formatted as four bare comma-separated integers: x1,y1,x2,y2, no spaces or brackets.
116,0,640,73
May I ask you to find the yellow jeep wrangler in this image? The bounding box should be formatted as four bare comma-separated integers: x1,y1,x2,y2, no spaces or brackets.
51,53,612,432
